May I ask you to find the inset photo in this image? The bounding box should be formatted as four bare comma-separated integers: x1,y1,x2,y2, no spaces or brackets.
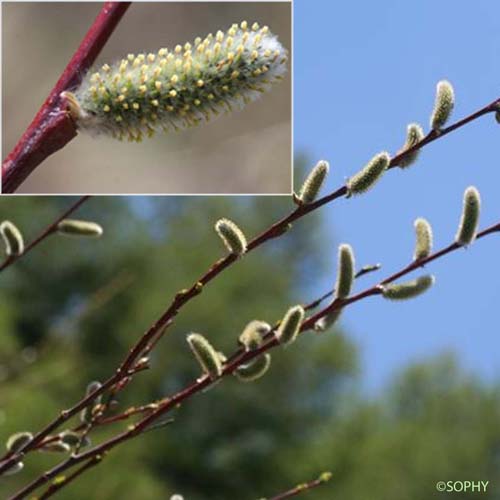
2,2,291,194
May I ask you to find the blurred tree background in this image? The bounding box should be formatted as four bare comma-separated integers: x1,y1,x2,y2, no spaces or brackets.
0,190,498,499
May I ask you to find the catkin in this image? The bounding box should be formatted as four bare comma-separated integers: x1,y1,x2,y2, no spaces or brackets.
413,218,433,260
275,305,304,346
0,221,24,256
187,333,223,379
335,244,355,299
297,160,329,204
346,152,390,196
430,80,454,131
455,186,481,246
381,275,435,300
57,219,103,237
238,320,270,350
234,353,271,382
215,218,247,255
398,123,424,168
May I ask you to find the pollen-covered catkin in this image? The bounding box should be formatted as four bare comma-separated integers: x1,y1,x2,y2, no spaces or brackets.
57,219,103,237
297,160,329,204
63,22,288,142
0,221,24,256
234,353,271,382
238,320,270,350
398,123,424,168
381,275,435,300
430,80,454,131
413,218,433,260
215,218,247,255
455,186,481,246
187,333,223,379
346,152,390,196
275,305,304,346
335,244,355,299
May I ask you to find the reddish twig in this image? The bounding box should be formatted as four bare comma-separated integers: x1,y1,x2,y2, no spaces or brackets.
9,218,500,500
266,473,332,500
0,196,90,273
1,2,131,193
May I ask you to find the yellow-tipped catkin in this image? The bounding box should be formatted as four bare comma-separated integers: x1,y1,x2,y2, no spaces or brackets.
335,244,355,299
455,186,481,246
398,123,424,168
6,432,33,452
234,353,271,382
275,305,304,346
413,217,433,261
346,152,390,196
57,219,103,237
64,22,288,142
314,309,342,332
297,160,329,204
430,80,454,131
0,221,24,256
238,320,270,350
187,333,222,379
381,275,435,300
215,218,247,255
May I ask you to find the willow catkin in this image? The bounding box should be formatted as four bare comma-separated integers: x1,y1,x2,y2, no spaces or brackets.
398,123,424,168
381,275,435,300
57,219,103,237
275,305,304,346
0,221,24,256
214,218,247,255
63,22,288,142
430,80,454,131
187,333,223,379
6,432,33,453
238,320,270,350
413,217,433,260
346,152,390,196
314,308,342,333
234,353,271,382
455,186,481,246
335,244,355,299
297,160,329,204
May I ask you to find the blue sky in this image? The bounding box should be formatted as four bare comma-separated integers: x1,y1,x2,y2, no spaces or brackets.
294,0,500,391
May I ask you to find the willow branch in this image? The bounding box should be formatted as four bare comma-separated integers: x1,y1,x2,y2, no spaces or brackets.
266,473,332,500
1,2,131,193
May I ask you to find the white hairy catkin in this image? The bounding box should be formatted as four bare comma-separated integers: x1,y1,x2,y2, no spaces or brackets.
413,218,433,261
430,80,455,131
314,308,342,332
455,186,481,246
187,333,223,379
297,160,329,204
57,219,103,237
0,221,24,256
275,305,304,346
335,244,355,299
63,21,288,142
6,432,33,453
215,218,247,255
238,320,270,350
234,353,271,382
346,152,391,196
398,123,425,168
381,275,435,300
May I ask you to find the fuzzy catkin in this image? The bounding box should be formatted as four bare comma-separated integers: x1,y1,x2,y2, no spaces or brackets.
297,160,329,204
0,221,24,256
238,320,270,350
455,186,481,246
187,333,222,379
64,22,287,142
215,218,247,255
6,432,33,453
275,305,304,346
398,123,424,168
430,80,454,131
57,219,103,237
234,353,271,382
346,152,390,196
381,275,435,300
335,244,355,299
413,218,433,260
314,308,342,332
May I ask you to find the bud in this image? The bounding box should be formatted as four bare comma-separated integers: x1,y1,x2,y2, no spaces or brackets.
234,353,271,382
238,320,270,350
57,219,103,237
187,333,222,380
0,221,24,256
335,244,355,299
59,431,83,446
381,275,435,300
413,217,433,260
215,218,247,255
398,123,424,168
346,152,390,196
6,432,33,452
455,186,480,246
63,22,288,142
297,160,329,204
275,305,304,345
80,381,102,423
314,309,342,332
430,80,454,131
319,471,333,483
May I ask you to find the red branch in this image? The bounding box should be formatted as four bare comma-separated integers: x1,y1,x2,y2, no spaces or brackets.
1,2,131,193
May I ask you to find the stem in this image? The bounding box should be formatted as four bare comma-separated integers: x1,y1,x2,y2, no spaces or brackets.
9,218,500,500
267,474,332,500
0,196,90,273
1,2,131,193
